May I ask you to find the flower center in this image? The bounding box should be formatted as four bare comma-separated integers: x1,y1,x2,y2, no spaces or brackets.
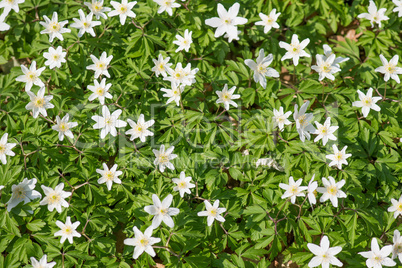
83,21,90,28
119,5,127,13
96,62,106,70
14,186,26,199
267,17,273,24
105,171,114,180
0,144,5,154
319,126,328,135
159,208,168,215
209,208,217,217
398,204,402,212
335,152,343,161
178,181,186,189
374,255,382,263
93,2,102,11
387,64,395,74
224,18,232,24
289,185,298,194
362,97,372,106
257,64,266,74
59,123,69,131
136,124,144,133
49,22,61,32
321,253,329,261
159,153,169,164
27,71,37,81
34,97,45,108
222,93,231,101
53,54,60,60
298,114,307,127
49,193,61,204
327,186,337,195
395,243,402,254
64,227,73,235
291,45,300,54
105,116,113,126
322,64,331,73
158,63,164,70
96,87,104,96
140,237,149,246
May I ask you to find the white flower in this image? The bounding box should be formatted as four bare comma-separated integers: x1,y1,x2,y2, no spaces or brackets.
164,62,197,86
375,54,402,83
43,46,67,69
30,255,56,268
15,61,46,91
125,114,155,142
392,230,402,263
197,200,226,226
91,106,127,139
6,178,42,212
317,176,346,208
244,48,279,88
255,158,284,171
86,51,113,78
172,171,195,198
87,78,113,105
51,114,78,141
151,54,172,77
161,83,185,106
216,84,240,111
173,29,192,53
393,0,402,17
307,175,317,205
39,12,71,42
352,88,381,118
96,163,123,190
152,144,177,172
307,235,343,268
326,145,352,170
84,0,111,19
70,9,101,37
279,176,307,204
313,117,338,145
311,54,341,81
144,194,180,228
273,106,292,131
204,3,248,43
255,9,280,33
153,0,180,16
0,0,24,16
0,13,10,31
39,183,71,213
294,101,315,142
0,133,16,165
388,195,402,218
123,226,161,259
322,44,349,68
109,0,137,25
25,87,54,118
359,238,396,268
54,216,81,244
0,185,4,191
357,0,389,28
279,34,310,66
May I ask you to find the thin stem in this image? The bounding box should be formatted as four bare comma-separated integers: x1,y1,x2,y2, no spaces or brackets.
220,223,228,235
153,246,180,258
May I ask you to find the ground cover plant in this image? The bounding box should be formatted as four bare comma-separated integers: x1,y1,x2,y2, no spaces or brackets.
0,0,402,267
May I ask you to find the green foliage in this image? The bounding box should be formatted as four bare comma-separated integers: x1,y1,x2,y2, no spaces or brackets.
0,0,402,267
